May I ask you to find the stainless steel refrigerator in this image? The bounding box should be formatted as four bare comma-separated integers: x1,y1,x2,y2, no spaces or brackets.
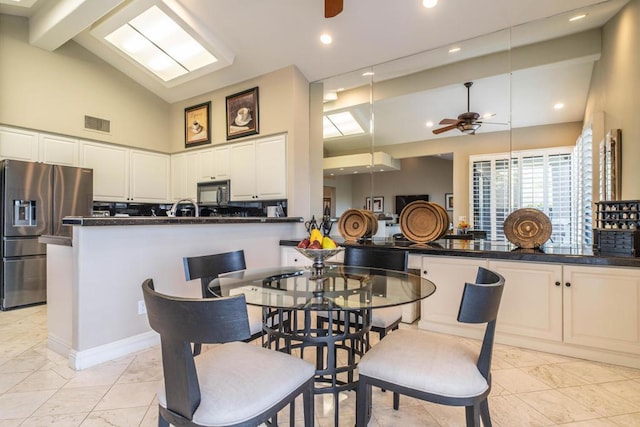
1,160,93,310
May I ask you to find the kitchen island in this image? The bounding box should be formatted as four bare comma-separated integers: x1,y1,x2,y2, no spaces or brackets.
42,216,305,370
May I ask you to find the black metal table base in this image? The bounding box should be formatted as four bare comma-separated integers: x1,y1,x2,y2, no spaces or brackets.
263,306,371,426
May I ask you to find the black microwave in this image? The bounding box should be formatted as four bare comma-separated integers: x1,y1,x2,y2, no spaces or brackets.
197,180,230,206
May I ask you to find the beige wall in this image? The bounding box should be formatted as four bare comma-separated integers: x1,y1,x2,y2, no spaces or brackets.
0,15,171,152
586,0,640,200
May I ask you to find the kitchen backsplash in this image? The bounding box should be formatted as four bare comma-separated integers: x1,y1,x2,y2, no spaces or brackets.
92,200,287,217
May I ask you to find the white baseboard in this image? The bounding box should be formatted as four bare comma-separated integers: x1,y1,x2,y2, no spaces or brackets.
47,333,72,359
68,331,160,370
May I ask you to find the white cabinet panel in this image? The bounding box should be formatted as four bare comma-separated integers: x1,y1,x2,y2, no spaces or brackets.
39,134,78,166
80,142,129,201
198,146,230,182
230,135,286,201
0,127,38,161
130,150,170,202
420,256,487,330
488,260,563,342
170,152,198,201
563,265,640,354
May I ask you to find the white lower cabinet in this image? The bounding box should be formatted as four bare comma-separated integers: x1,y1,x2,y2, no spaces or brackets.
563,265,640,355
419,256,487,333
488,260,563,342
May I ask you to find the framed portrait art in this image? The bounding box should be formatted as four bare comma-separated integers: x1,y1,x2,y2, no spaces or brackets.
226,87,259,140
366,196,384,213
184,102,211,148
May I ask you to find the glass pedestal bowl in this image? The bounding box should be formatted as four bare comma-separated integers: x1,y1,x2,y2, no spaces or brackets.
295,247,344,278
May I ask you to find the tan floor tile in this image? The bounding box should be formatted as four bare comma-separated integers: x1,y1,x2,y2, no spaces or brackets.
138,405,159,427
10,369,68,392
559,383,640,417
0,389,57,420
421,401,473,427
0,419,23,427
373,404,438,426
559,361,633,384
489,394,554,426
93,381,158,411
599,380,640,406
559,419,622,427
518,389,600,424
492,367,551,393
608,412,640,426
19,413,87,427
32,385,109,417
0,371,31,393
78,407,147,426
524,363,591,388
62,361,130,388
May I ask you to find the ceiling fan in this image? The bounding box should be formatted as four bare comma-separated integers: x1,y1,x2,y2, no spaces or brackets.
432,81,495,135
325,0,343,18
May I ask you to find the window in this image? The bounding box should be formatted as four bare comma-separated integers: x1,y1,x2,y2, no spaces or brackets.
471,146,583,245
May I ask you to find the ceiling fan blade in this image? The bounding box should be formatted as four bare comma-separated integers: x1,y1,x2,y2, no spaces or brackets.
325,0,343,18
438,118,460,125
432,124,458,135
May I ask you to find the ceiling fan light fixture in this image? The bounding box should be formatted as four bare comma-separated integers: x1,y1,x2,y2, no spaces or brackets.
458,123,481,134
320,33,333,45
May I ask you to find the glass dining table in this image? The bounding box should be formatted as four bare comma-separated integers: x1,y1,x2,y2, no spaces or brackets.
210,263,436,425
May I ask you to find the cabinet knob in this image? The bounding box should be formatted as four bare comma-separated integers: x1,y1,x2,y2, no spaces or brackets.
565,282,571,287
423,270,428,276
555,281,561,287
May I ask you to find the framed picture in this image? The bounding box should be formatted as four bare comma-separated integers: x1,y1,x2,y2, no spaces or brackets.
226,87,259,140
184,101,211,148
366,196,384,213
445,193,454,210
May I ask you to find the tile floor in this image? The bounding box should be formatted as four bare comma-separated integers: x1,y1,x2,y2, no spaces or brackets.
1,305,640,426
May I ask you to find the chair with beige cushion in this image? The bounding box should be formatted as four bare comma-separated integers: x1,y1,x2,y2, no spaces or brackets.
356,266,505,427
142,278,315,427
183,250,263,355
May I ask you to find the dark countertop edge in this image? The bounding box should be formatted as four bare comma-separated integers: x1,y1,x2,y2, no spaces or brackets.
39,235,72,246
62,216,304,226
279,239,640,268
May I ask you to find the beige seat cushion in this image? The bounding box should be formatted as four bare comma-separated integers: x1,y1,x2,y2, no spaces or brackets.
358,329,488,399
157,341,314,426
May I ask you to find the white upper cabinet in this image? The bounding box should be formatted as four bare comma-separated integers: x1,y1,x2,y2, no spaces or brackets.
197,145,230,183
39,133,78,166
129,150,170,203
170,151,198,201
0,126,39,162
80,142,130,202
230,134,287,201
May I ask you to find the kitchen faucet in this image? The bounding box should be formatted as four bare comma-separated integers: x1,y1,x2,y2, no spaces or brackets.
168,199,199,217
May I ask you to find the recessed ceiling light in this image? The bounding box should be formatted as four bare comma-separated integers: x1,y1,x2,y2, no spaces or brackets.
449,47,461,53
554,102,565,109
320,33,333,44
569,14,587,22
362,71,375,77
426,121,434,127
423,0,438,8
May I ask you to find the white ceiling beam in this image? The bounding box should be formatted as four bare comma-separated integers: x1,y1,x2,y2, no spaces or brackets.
29,0,123,51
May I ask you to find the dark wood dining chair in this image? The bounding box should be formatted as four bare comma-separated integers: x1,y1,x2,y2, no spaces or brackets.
142,279,315,427
317,247,409,340
183,250,263,355
356,266,505,427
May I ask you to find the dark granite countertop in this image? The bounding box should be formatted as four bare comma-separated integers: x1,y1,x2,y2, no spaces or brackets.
63,216,304,226
280,238,640,268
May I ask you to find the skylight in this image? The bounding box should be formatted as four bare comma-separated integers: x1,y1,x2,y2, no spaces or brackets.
323,112,365,138
104,6,218,82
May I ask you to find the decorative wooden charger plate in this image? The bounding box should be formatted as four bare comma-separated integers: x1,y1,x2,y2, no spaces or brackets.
399,201,448,243
338,209,376,240
503,208,552,248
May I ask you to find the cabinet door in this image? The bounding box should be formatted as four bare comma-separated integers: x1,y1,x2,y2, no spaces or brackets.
280,247,313,267
419,256,487,332
80,142,129,201
39,134,78,166
130,150,170,203
171,153,187,201
212,146,230,180
197,148,215,182
563,265,640,355
229,141,257,201
488,260,563,342
0,127,38,161
255,135,286,199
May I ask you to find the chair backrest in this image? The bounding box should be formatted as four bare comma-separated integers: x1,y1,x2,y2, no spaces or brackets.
183,250,246,297
344,247,408,272
142,278,251,420
456,267,505,379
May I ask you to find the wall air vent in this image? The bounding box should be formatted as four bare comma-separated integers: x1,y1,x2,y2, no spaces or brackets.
84,115,111,133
